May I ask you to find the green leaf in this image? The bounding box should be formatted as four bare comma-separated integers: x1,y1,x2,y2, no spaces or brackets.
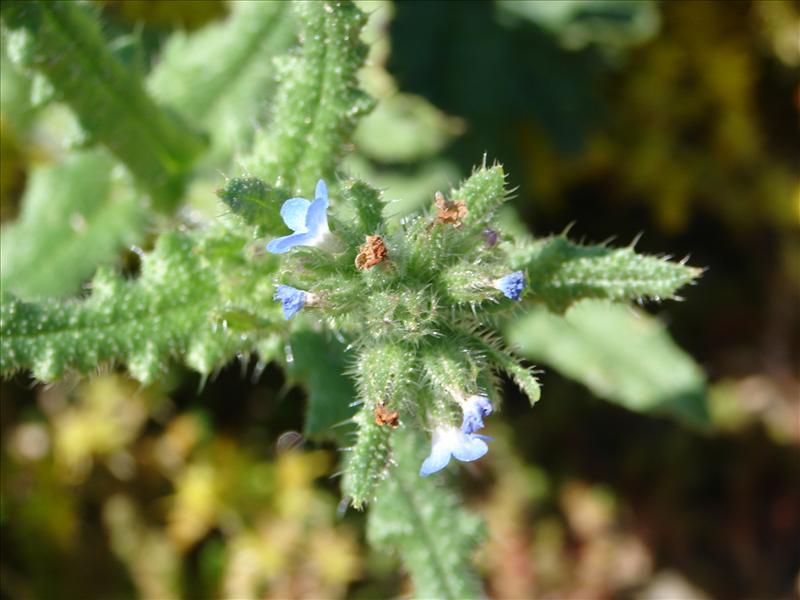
0,232,266,383
341,342,418,507
244,0,373,193
148,0,296,165
341,178,384,234
452,163,508,227
354,92,463,163
216,176,289,232
423,343,479,401
0,39,36,133
341,406,391,510
368,427,484,599
287,328,357,440
512,235,702,312
497,0,659,51
1,0,207,208
1,150,146,299
466,333,541,405
506,301,709,427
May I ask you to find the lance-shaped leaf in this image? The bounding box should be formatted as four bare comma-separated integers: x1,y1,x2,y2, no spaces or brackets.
244,0,373,193
148,0,296,165
368,427,485,599
342,343,414,508
466,332,541,405
512,235,702,313
340,178,385,235
341,406,391,510
1,150,146,299
451,162,508,227
0,232,269,384
1,0,206,208
423,343,480,403
506,301,709,427
216,176,289,232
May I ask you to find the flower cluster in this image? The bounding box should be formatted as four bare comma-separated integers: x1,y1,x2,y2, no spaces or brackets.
267,181,519,476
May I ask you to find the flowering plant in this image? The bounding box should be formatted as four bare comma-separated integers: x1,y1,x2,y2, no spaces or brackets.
0,1,703,596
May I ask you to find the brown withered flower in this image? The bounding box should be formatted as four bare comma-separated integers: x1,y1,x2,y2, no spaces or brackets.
433,191,468,228
355,235,388,270
374,402,400,428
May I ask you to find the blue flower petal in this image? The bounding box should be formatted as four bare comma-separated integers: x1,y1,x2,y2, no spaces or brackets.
315,179,328,202
461,394,493,434
450,433,489,462
280,197,312,232
266,231,316,254
274,284,307,320
267,180,332,255
305,196,329,234
419,439,453,477
497,271,526,301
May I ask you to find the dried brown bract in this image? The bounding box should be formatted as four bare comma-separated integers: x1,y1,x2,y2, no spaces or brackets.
433,191,468,228
374,402,400,428
355,235,388,270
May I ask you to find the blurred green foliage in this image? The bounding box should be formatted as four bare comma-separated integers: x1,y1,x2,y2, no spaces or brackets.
509,301,709,427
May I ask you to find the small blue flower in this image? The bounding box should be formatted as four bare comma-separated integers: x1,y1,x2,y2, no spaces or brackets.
419,427,490,477
495,271,526,301
460,394,493,434
420,395,494,477
274,285,309,320
266,179,331,254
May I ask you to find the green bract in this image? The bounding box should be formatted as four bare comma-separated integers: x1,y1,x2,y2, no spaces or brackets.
0,1,703,596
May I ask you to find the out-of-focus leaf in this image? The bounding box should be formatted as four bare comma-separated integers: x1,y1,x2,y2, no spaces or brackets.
388,2,604,154
497,0,659,51
0,40,35,133
287,328,357,441
148,0,296,165
344,154,461,220
0,149,145,299
354,92,463,163
506,301,709,427
1,0,206,208
244,1,372,194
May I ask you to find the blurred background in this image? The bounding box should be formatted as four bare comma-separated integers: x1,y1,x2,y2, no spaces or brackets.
1,1,798,598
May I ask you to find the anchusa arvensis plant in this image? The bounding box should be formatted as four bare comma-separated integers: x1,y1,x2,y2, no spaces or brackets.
0,2,702,597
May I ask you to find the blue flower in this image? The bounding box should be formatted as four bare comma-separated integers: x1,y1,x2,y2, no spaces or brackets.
274,285,309,320
419,427,490,477
460,394,493,434
420,395,494,477
495,271,526,301
266,179,331,254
